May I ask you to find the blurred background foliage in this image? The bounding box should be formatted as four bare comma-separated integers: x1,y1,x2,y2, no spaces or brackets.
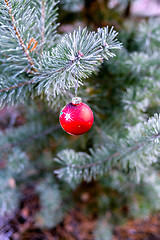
1,0,160,239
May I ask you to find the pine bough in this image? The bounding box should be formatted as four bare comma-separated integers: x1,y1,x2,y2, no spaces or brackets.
55,114,160,182
0,0,122,107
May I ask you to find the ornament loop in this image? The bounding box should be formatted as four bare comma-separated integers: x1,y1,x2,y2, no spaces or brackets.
72,97,82,105
74,70,79,97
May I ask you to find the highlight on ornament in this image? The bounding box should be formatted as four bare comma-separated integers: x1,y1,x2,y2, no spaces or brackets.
59,97,94,135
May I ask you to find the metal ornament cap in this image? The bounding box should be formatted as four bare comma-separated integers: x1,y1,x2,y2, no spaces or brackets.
72,97,82,105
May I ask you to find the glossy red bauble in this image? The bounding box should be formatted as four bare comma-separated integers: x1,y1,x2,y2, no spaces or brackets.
59,97,94,135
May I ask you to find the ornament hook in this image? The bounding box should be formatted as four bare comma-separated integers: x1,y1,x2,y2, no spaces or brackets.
74,70,79,98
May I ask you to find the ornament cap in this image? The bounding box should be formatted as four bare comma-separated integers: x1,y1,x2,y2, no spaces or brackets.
72,97,82,105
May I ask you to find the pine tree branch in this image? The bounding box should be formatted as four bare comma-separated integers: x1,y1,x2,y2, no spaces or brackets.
0,25,122,104
65,133,160,170
67,152,120,170
21,124,60,144
36,176,63,228
56,142,143,171
0,124,60,153
4,0,37,72
32,0,59,51
0,170,19,215
0,53,83,93
41,0,45,52
0,79,35,93
55,114,160,182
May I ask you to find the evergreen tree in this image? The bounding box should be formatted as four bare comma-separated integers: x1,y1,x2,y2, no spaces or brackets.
1,0,160,237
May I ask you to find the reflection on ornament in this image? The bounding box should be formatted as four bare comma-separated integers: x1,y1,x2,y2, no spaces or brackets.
65,113,71,121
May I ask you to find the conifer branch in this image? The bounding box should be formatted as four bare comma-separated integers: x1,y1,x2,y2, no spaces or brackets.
0,53,83,93
41,0,45,51
63,133,159,170
33,0,59,51
0,79,35,93
4,0,37,72
0,170,19,215
55,114,160,182
0,32,101,93
0,124,60,154
0,1,122,105
36,176,63,228
62,151,121,170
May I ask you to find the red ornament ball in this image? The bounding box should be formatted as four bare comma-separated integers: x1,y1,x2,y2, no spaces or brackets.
59,97,94,135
